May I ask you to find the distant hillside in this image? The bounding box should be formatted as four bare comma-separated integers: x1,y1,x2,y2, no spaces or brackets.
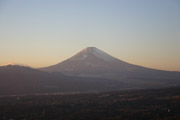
0,65,124,95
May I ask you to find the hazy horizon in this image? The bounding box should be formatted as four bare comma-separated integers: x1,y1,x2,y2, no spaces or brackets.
0,0,180,71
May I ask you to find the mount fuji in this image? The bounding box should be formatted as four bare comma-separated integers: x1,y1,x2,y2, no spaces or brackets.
41,47,145,74
40,47,180,88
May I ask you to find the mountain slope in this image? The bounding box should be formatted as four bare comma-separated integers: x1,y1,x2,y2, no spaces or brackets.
40,47,143,74
40,47,180,87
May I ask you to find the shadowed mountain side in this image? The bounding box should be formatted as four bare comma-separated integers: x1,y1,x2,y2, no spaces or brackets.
0,65,126,95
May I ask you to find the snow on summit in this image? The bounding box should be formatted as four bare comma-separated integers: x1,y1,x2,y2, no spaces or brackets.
70,47,117,62
40,47,139,73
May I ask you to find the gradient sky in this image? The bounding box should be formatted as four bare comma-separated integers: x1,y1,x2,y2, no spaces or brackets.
0,0,180,71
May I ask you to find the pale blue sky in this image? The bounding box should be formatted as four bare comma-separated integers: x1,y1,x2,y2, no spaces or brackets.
0,0,180,71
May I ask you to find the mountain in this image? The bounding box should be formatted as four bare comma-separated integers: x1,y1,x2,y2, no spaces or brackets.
40,47,139,73
40,47,180,88
0,65,125,95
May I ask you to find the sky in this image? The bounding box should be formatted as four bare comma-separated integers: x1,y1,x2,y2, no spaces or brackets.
0,0,180,71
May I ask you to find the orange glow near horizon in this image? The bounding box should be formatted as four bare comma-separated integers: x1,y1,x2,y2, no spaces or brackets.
1,53,180,72
7,62,14,65
0,1,180,72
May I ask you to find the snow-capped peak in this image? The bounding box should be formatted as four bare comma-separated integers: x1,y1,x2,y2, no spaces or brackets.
69,47,117,62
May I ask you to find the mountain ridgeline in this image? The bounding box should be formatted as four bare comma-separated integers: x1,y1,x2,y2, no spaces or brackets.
0,47,180,95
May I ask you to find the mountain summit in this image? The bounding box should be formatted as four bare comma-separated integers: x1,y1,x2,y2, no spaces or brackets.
71,47,118,62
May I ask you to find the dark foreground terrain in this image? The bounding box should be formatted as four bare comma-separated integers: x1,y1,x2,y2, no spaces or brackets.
0,87,180,120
